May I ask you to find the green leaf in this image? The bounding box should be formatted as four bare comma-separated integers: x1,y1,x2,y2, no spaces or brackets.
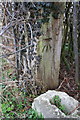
7,107,12,111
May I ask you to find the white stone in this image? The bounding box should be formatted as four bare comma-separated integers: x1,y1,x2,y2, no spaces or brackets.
32,90,80,118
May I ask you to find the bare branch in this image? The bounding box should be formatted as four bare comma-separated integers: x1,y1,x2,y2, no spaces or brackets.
0,44,33,58
0,18,26,36
0,43,13,52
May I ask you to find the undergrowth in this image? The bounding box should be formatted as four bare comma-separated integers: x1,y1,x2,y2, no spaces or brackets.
1,86,44,119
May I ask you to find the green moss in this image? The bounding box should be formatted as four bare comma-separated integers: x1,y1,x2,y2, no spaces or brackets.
50,95,68,115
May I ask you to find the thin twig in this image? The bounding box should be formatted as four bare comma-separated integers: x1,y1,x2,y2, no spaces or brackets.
0,43,13,52
4,56,15,68
56,79,66,90
68,103,80,115
0,18,25,36
0,44,33,58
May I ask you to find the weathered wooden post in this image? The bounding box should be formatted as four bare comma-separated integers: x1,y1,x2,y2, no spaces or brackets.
37,12,64,90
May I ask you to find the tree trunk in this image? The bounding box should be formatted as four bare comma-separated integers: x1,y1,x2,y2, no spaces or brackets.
37,15,64,90
73,2,79,85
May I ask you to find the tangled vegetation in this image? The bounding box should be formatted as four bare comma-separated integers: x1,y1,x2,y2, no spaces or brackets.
0,1,80,119
1,86,43,119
